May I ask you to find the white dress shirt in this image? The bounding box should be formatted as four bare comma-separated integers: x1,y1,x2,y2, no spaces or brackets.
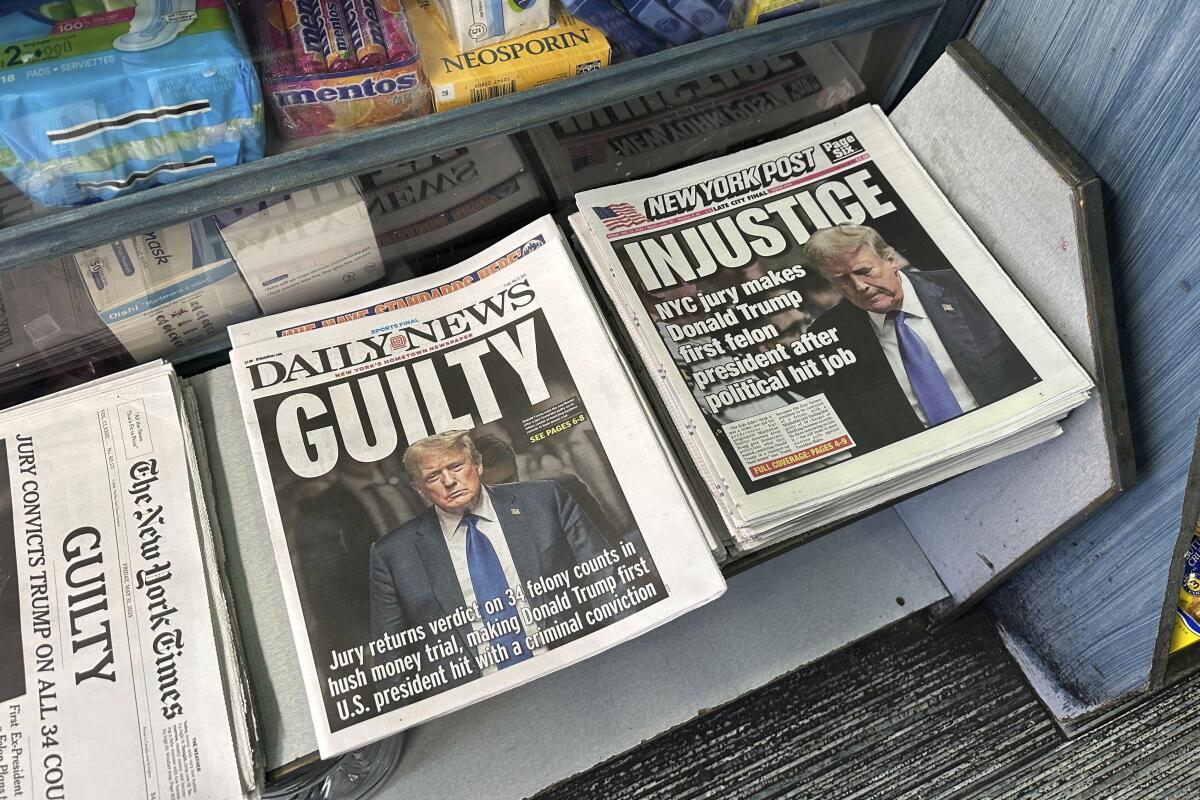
868,272,979,425
434,487,545,673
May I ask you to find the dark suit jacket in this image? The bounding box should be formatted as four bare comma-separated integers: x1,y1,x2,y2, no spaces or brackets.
369,480,613,699
292,482,377,652
805,268,1039,453
546,473,622,549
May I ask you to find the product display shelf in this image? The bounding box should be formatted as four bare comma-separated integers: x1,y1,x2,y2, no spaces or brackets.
0,0,943,274
183,43,1131,795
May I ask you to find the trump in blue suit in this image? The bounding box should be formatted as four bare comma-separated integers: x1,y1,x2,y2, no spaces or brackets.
368,430,613,700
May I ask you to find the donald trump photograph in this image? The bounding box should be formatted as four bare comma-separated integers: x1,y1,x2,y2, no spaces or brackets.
803,224,1039,453
369,430,614,696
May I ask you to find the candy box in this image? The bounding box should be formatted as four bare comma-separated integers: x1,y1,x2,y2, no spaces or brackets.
0,0,264,207
245,0,432,138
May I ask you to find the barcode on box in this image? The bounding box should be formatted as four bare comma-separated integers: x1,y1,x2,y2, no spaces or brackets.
470,82,516,103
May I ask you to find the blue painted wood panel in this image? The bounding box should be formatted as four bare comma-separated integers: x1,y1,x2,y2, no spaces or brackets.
973,0,1200,711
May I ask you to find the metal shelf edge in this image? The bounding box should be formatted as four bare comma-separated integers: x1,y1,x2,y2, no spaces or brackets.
0,0,941,273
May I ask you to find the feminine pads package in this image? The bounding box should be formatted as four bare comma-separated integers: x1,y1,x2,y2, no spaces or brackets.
0,0,264,207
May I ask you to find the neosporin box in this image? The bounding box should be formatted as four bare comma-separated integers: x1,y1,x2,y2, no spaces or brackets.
406,0,610,111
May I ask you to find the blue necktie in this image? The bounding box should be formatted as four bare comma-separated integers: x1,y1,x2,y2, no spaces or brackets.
889,310,963,426
464,513,531,668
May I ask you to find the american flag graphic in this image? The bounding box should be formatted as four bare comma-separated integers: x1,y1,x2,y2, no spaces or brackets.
568,139,608,169
593,202,648,232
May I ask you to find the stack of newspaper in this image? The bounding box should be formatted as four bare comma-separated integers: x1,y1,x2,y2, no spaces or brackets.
224,218,725,757
571,105,1094,551
0,362,261,799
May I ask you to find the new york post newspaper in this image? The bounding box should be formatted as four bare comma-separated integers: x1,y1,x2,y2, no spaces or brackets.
575,105,1092,547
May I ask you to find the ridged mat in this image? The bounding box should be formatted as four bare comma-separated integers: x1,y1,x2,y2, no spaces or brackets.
537,610,1200,799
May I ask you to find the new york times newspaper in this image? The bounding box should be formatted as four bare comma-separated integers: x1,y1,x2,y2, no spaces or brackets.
228,217,724,757
0,364,247,800
575,105,1092,541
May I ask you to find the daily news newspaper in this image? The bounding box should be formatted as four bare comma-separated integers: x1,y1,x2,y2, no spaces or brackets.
0,363,247,800
575,105,1092,539
227,217,724,757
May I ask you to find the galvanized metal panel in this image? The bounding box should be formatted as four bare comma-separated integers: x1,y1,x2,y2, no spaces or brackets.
889,42,1132,612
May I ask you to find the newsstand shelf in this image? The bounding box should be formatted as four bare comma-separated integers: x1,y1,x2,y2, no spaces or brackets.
0,0,941,274
184,43,1131,783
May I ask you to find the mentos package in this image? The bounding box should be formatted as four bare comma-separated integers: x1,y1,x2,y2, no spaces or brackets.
245,0,431,138
0,0,264,207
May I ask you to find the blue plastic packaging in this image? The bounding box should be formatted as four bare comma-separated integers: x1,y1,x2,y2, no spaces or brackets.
0,0,264,207
620,0,698,45
560,0,667,57
663,0,723,35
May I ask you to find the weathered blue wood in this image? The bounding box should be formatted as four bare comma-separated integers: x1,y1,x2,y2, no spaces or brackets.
0,0,940,274
974,0,1200,722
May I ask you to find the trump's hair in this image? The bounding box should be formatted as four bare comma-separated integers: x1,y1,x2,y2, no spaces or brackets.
800,224,896,270
402,430,481,478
